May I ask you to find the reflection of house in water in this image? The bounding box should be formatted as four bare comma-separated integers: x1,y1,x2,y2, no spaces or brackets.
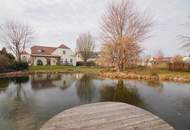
31,73,61,81
55,74,82,89
31,74,61,90
76,73,84,80
31,73,82,90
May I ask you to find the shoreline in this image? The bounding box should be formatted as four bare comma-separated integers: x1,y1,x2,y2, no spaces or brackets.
0,70,190,83
99,72,190,83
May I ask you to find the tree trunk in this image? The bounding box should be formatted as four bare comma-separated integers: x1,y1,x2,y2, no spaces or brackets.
116,63,124,72
84,59,87,66
18,54,21,62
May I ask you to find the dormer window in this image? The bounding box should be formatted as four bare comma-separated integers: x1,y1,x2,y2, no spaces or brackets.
37,49,44,53
63,51,66,55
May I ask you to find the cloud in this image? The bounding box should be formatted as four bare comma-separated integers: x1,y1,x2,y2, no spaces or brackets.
0,0,189,55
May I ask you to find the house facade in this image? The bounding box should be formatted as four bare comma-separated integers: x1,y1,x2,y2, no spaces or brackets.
21,44,76,66
21,51,31,63
76,52,99,62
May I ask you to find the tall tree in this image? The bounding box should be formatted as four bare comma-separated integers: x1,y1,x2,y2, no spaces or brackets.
181,16,190,51
0,20,33,61
0,47,15,67
99,0,153,71
76,32,95,65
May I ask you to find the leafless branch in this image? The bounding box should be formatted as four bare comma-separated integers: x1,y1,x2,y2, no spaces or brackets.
0,20,34,61
76,32,95,64
99,0,153,71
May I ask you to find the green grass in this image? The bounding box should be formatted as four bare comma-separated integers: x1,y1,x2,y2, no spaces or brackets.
29,65,102,74
29,65,190,79
125,66,190,78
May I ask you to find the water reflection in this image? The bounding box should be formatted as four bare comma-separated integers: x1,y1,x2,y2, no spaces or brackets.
146,80,163,88
7,77,29,101
0,74,189,130
31,74,61,90
31,73,79,90
100,80,143,106
0,76,35,130
76,74,96,103
0,78,9,91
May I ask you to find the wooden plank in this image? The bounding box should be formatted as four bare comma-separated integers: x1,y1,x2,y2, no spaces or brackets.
40,102,175,130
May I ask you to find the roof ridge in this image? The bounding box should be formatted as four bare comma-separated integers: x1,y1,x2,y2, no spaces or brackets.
58,43,70,49
32,45,57,48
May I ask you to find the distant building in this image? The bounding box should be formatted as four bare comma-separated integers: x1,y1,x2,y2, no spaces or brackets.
153,57,172,63
143,56,172,67
76,52,99,62
21,51,31,63
21,44,76,66
183,56,190,64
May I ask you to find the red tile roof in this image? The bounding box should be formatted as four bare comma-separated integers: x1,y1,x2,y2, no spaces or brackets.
31,45,56,55
153,57,172,62
31,44,70,55
58,44,70,49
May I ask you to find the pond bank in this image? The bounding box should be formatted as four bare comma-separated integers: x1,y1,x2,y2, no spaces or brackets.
0,67,190,83
0,71,30,78
99,72,190,83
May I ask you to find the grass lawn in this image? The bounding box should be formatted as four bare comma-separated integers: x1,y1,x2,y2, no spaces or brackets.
29,65,103,74
29,65,190,80
125,66,190,79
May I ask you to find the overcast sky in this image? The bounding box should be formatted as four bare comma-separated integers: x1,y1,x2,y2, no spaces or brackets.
0,0,190,56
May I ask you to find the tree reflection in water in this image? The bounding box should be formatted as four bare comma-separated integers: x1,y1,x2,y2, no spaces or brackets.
7,77,29,101
145,80,163,93
100,80,144,106
75,74,96,103
2,76,38,130
146,80,163,88
14,77,29,101
0,78,9,91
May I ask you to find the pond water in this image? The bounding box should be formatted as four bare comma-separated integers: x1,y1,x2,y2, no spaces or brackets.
0,73,190,130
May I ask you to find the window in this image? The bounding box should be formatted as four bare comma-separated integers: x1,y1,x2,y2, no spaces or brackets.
23,56,27,61
70,59,73,63
63,51,66,55
37,49,44,53
65,59,68,65
37,59,43,66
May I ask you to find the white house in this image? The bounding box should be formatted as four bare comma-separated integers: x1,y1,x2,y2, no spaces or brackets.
21,51,31,63
76,52,99,62
21,44,76,66
183,56,190,64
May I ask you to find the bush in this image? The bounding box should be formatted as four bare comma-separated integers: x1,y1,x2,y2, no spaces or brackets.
11,61,29,71
76,61,96,66
0,54,11,67
169,63,190,72
0,61,28,73
150,70,158,76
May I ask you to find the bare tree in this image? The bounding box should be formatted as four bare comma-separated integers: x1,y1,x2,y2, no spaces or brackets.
76,32,95,65
181,36,190,51
180,16,190,51
99,0,153,71
0,20,34,61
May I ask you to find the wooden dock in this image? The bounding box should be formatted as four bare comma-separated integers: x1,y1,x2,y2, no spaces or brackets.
40,102,175,130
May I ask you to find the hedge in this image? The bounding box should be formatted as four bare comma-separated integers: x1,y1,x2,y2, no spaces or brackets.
76,61,96,66
169,63,190,72
0,61,29,73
